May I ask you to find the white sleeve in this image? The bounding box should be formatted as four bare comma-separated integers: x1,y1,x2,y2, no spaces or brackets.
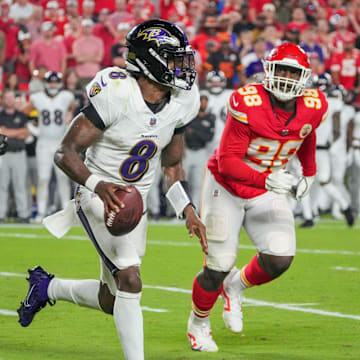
175,83,200,129
85,69,114,128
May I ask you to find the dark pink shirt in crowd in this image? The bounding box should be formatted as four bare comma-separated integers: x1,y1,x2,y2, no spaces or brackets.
29,38,67,72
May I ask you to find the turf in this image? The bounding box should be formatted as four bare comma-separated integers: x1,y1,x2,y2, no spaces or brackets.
0,220,359,359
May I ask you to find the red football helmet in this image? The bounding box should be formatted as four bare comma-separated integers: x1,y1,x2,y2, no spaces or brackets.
263,43,311,101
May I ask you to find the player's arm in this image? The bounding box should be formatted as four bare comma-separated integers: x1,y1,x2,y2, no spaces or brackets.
162,132,208,254
54,112,129,215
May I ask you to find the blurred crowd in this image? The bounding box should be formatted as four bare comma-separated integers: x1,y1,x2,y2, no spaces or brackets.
1,0,360,225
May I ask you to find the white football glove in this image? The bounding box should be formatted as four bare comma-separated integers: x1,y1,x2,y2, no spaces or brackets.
291,176,315,200
265,169,295,195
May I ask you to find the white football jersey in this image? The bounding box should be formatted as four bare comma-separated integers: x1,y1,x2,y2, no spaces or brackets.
84,67,200,204
207,89,232,153
316,96,342,147
30,90,74,141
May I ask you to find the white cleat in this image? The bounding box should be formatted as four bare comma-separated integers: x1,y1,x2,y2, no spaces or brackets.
222,269,244,333
187,312,218,352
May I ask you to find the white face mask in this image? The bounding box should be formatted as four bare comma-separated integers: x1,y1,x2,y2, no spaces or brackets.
47,87,59,96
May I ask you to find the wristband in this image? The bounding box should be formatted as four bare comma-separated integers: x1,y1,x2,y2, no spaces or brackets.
166,180,194,219
85,174,102,193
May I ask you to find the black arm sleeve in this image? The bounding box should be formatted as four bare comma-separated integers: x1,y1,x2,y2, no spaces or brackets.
80,103,106,130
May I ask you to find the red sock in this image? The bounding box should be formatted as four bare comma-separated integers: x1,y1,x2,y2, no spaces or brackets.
243,254,274,286
192,278,223,318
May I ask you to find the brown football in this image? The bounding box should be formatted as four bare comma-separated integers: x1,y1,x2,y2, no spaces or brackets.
104,186,143,236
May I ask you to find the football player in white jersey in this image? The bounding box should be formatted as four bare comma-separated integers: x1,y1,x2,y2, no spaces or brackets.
205,70,233,155
23,71,76,222
17,20,206,360
304,74,354,226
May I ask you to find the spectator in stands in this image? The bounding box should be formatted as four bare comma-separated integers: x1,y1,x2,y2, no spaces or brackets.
283,27,301,44
4,74,21,95
65,0,79,18
27,6,44,42
64,68,85,116
248,0,272,22
128,0,149,25
0,89,31,223
81,0,97,23
29,21,67,75
191,16,221,63
300,25,325,75
261,2,284,34
204,32,242,89
0,31,5,85
111,22,131,68
0,2,19,75
44,1,68,36
252,13,268,39
73,19,104,87
183,1,202,29
316,19,332,71
127,0,156,21
63,15,81,68
330,16,356,53
94,0,116,15
262,24,282,50
110,0,132,27
14,31,32,83
237,29,255,59
285,7,311,33
9,0,34,24
241,36,268,83
273,0,294,26
232,4,255,37
93,8,117,68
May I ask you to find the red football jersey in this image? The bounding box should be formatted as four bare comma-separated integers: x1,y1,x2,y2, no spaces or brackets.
207,84,328,199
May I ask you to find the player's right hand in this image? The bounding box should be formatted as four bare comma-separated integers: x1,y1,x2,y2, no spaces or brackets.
265,169,295,195
95,181,132,216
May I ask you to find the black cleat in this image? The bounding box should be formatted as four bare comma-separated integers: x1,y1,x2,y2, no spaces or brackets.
300,219,315,228
17,266,55,327
343,207,355,227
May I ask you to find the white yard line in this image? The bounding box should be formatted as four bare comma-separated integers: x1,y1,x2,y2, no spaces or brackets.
1,273,359,321
331,266,358,271
0,309,17,316
1,232,360,256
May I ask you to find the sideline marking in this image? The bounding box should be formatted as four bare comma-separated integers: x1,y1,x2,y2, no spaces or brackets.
331,266,358,271
1,232,360,256
1,273,359,321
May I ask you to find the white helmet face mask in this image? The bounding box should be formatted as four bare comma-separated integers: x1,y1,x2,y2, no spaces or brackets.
263,60,311,102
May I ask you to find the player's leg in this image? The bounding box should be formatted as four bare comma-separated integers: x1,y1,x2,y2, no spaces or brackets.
34,141,54,220
222,192,296,331
187,169,243,351
78,186,147,360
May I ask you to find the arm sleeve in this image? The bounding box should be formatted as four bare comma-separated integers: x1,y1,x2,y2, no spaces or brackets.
296,130,317,177
217,115,268,188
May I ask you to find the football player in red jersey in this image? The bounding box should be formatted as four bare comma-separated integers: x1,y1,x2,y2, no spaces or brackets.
187,43,329,352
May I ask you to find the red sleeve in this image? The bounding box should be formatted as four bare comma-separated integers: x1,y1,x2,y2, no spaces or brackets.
296,130,317,177
217,115,268,188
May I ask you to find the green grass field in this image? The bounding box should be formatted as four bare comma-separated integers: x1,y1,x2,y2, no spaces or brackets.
0,220,359,360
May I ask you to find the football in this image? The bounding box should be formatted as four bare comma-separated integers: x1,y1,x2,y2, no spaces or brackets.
104,186,143,236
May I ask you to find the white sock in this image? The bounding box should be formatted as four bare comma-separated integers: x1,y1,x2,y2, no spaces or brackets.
47,278,101,310
114,290,144,360
225,267,249,293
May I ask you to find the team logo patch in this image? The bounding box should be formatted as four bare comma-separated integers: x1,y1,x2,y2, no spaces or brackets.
109,71,127,79
299,124,312,138
213,189,220,197
89,82,101,97
137,27,180,47
150,117,157,125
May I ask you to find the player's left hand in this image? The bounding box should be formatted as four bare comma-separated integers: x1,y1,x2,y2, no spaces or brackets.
184,205,208,255
0,134,8,155
291,176,315,200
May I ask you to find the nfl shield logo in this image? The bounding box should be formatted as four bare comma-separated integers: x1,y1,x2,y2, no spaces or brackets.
150,117,157,126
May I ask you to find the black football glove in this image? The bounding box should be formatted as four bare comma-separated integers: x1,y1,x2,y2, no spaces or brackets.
0,134,8,155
